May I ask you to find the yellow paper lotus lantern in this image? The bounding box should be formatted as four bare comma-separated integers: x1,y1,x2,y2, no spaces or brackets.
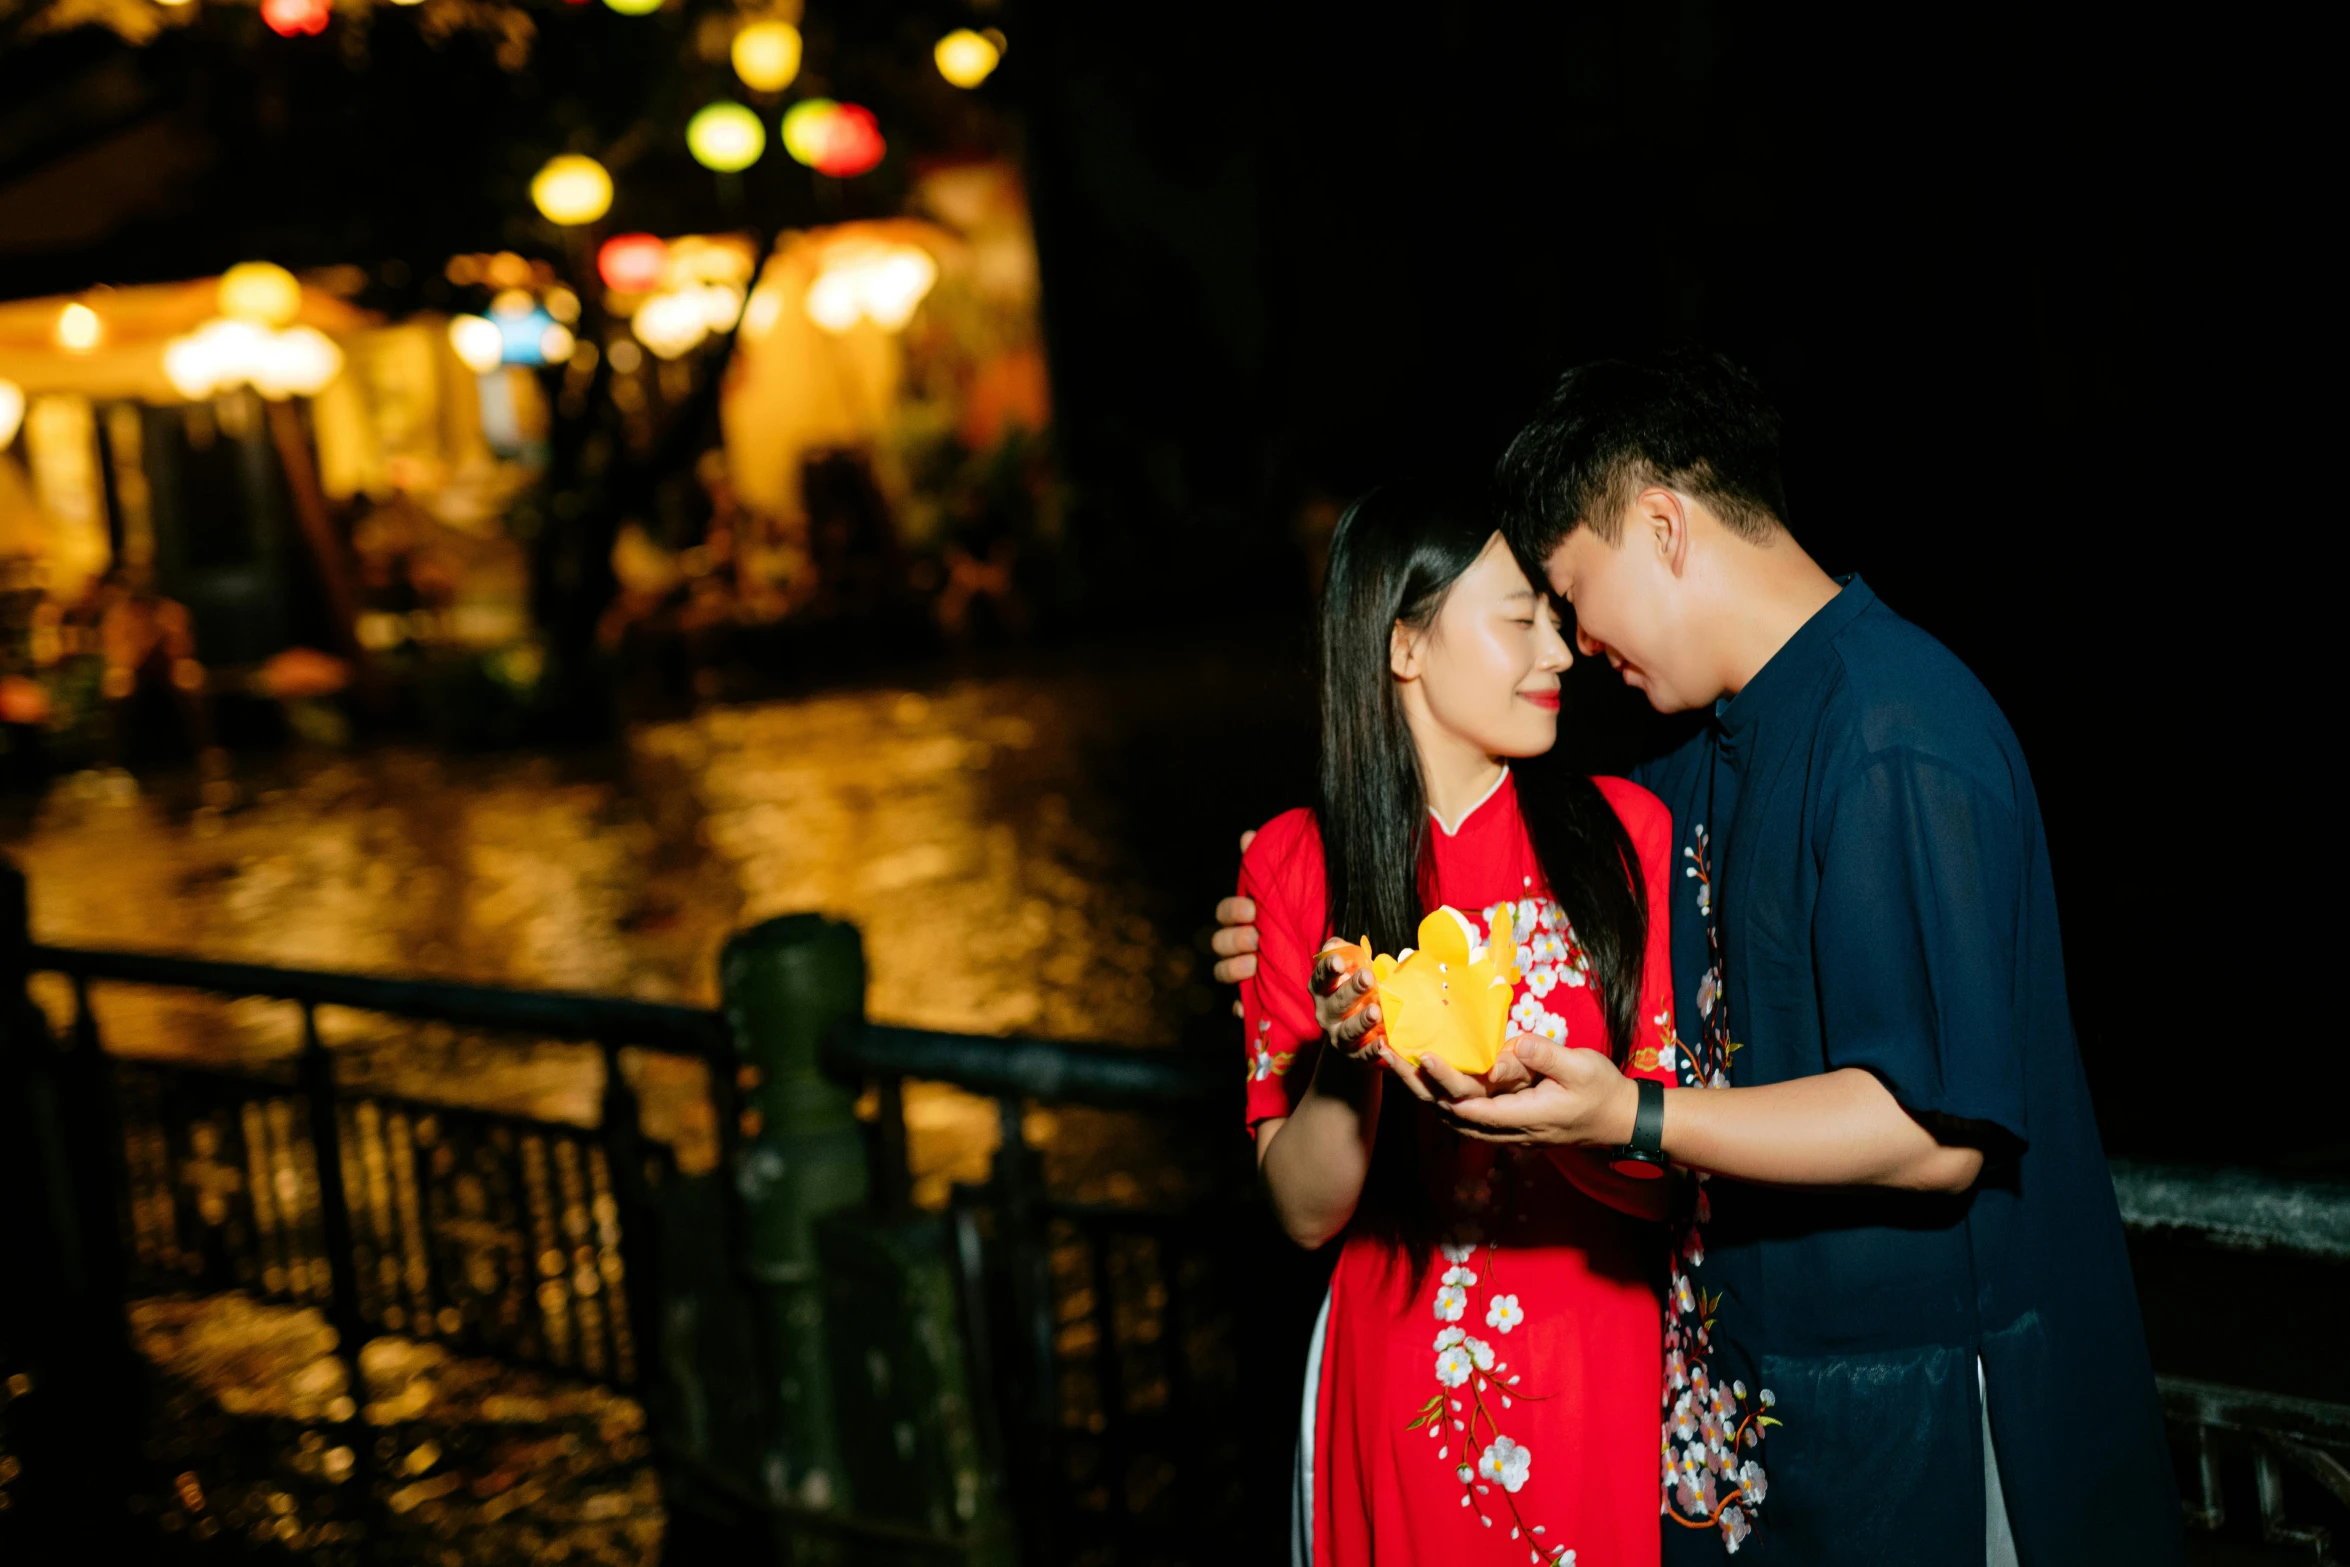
1331,905,1521,1074
218,261,302,326
687,101,766,172
56,302,103,353
530,154,614,226
731,20,801,92
934,28,1003,89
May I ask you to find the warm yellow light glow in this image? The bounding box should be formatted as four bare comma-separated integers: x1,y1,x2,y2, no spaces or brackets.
545,287,581,324
56,302,103,353
933,28,1002,89
539,324,576,363
731,21,801,92
489,288,535,319
804,240,938,334
738,284,785,342
162,318,342,400
0,379,24,449
780,99,840,166
687,102,766,173
530,155,614,226
449,314,504,374
603,0,662,14
219,261,303,326
631,292,711,359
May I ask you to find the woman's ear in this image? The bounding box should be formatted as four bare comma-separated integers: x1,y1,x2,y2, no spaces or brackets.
1390,621,1424,681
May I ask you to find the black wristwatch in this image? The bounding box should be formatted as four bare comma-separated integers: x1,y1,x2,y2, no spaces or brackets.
1608,1078,1669,1181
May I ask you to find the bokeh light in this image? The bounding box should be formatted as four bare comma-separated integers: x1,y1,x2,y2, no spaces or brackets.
934,28,1003,89
630,291,710,360
55,301,102,352
779,99,839,166
162,319,343,400
804,240,938,334
601,0,662,14
597,233,668,293
730,21,802,92
260,0,331,36
448,314,504,374
687,102,766,173
781,100,885,178
0,378,24,449
218,261,302,326
530,155,614,226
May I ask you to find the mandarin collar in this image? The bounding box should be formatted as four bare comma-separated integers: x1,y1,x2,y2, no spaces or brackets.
1714,575,1872,757
1431,765,1514,839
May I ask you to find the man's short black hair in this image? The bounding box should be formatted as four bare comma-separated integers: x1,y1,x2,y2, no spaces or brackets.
1497,348,1790,562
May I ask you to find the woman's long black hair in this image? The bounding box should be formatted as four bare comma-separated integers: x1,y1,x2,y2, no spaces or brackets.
1317,477,1649,1258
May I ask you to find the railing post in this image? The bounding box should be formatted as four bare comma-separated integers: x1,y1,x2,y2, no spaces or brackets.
993,1091,1060,1564
0,858,140,1549
719,914,871,1514
295,1003,381,1554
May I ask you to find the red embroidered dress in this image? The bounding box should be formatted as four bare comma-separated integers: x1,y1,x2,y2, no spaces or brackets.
1242,771,1679,1567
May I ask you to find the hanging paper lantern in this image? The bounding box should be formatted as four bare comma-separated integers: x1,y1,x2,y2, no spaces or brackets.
602,0,662,14
219,261,303,326
530,155,613,226
687,102,766,172
781,100,884,178
780,99,840,166
731,21,802,92
597,233,668,293
933,28,1003,89
261,0,331,35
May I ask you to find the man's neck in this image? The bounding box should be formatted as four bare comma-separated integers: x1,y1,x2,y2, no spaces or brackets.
1706,535,1844,697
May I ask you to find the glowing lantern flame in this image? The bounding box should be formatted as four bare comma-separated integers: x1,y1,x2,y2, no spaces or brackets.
934,29,1002,88
449,315,505,375
261,0,331,35
687,102,766,173
597,233,668,293
731,21,802,92
781,100,884,178
219,261,302,326
804,240,938,334
0,379,24,449
530,155,614,226
56,303,102,353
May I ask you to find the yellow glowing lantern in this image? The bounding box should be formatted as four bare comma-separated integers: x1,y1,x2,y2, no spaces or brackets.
56,302,103,353
731,21,801,92
687,101,766,172
780,98,840,166
603,0,662,14
934,28,1002,88
530,155,614,227
448,314,505,374
1331,906,1522,1074
219,261,303,327
0,378,24,449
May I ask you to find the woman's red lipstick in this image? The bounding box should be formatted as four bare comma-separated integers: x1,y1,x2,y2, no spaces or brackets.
1519,690,1560,711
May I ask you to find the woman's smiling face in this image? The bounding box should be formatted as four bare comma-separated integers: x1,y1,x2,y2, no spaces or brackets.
1397,532,1573,760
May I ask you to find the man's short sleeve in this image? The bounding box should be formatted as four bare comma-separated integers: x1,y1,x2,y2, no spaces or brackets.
1238,811,1327,1133
1813,749,2028,1145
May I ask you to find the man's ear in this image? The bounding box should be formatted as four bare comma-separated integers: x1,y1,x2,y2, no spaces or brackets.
1629,486,1692,578
1390,621,1424,681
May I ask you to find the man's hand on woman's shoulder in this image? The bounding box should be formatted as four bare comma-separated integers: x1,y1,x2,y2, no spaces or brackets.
1210,829,1261,989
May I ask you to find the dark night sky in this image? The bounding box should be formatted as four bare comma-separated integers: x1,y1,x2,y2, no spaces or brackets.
1,1,2331,1165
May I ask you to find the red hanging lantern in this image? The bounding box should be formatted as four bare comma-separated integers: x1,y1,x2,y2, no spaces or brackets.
261,0,332,36
809,104,885,178
597,233,669,293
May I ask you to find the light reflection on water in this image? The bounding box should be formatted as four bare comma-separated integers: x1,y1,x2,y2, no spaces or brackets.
4,662,1280,1560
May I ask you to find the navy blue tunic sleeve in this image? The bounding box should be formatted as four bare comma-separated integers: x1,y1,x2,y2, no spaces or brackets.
1811,746,2028,1145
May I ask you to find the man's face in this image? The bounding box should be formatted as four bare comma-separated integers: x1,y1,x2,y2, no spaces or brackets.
1543,514,1714,714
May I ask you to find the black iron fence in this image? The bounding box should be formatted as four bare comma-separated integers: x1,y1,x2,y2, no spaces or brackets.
1,855,2346,1564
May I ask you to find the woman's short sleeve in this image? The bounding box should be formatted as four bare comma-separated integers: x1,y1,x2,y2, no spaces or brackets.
1594,776,1680,1086
1237,810,1327,1133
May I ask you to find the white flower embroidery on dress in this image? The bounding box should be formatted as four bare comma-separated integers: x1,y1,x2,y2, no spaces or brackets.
1434,1284,1468,1322
1527,965,1559,998
1479,1436,1533,1493
1245,1018,1293,1082
1485,1293,1524,1334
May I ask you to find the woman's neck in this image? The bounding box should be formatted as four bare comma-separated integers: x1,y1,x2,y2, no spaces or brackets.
1411,715,1507,835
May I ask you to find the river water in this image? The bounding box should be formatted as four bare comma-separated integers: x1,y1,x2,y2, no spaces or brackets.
2,642,1316,1560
